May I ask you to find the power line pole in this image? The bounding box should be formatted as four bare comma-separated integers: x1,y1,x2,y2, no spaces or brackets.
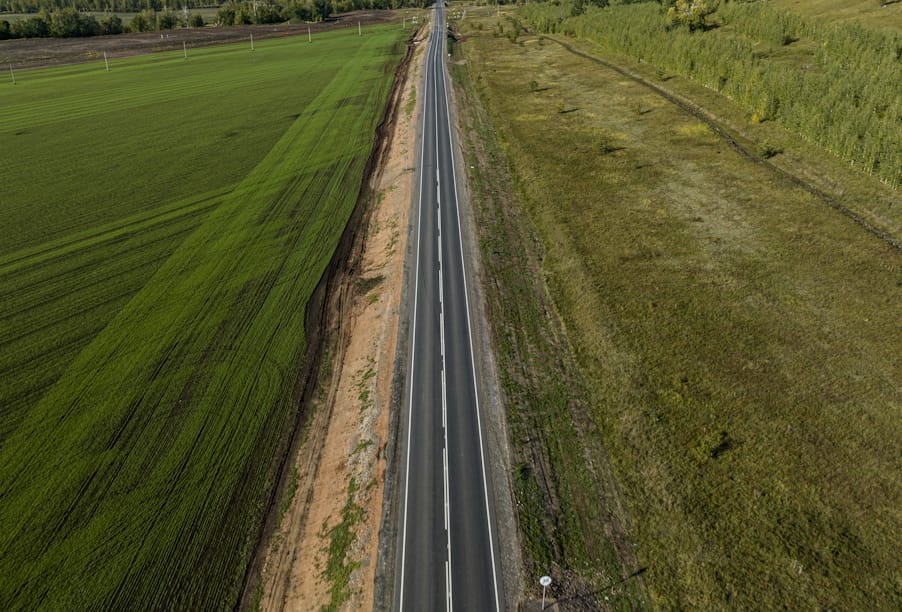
104,51,109,72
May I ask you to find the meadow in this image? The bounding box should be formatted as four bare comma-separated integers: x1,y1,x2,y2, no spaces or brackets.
0,25,405,607
452,7,901,609
521,1,902,191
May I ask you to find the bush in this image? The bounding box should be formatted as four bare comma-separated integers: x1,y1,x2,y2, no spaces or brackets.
129,10,155,33
157,10,179,31
100,14,124,35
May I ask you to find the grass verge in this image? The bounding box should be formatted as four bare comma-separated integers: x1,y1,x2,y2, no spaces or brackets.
452,12,901,609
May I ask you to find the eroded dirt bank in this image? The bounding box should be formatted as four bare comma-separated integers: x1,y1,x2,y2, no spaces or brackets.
251,27,426,612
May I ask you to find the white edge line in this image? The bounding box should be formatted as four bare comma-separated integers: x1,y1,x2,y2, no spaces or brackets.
398,14,433,611
435,22,454,611
438,8,502,610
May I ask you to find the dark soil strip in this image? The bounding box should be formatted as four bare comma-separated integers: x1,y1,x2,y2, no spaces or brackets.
550,37,902,254
2,10,398,71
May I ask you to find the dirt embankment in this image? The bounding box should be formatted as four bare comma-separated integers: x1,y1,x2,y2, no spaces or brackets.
248,27,425,612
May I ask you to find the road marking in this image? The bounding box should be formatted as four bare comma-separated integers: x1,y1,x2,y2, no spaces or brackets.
445,560,453,612
443,446,449,530
397,13,434,611
435,31,454,611
437,12,502,610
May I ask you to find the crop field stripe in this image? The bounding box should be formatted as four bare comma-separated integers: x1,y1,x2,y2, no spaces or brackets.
0,26,405,608
0,186,229,274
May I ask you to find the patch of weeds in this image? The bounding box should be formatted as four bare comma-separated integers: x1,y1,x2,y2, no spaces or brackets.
353,438,374,455
357,275,384,297
319,478,365,611
355,357,377,416
277,467,299,529
693,429,730,464
404,84,417,119
758,142,783,159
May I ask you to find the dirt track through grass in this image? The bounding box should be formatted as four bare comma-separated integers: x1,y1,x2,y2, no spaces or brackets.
0,26,405,608
454,14,901,609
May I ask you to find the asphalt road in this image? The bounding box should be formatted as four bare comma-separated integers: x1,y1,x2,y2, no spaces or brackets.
395,5,504,611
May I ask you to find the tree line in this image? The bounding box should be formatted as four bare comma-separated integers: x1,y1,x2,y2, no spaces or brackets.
520,0,902,188
1,0,210,13
1,0,428,38
0,0,425,12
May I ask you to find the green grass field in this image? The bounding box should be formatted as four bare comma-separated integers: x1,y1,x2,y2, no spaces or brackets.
0,25,405,607
453,10,901,610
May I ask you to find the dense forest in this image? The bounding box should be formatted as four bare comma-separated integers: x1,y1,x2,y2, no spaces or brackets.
0,0,427,39
519,0,902,188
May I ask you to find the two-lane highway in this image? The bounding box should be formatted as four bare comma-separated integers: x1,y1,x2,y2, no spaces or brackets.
396,5,503,610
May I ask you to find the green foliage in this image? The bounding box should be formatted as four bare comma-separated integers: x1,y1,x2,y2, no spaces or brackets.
320,478,365,610
520,1,902,187
0,0,429,38
188,12,205,27
49,6,99,36
156,9,179,29
0,26,405,608
128,8,155,32
216,4,236,26
758,141,782,159
100,12,123,34
665,0,716,31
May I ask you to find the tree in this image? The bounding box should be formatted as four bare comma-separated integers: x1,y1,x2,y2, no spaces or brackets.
100,13,124,34
129,9,155,32
157,9,179,29
216,5,235,25
188,12,205,27
12,11,50,38
666,0,716,32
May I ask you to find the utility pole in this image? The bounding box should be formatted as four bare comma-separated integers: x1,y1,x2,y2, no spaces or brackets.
8,60,15,85
308,26,311,43
250,33,254,51
183,41,188,59
103,51,109,72
358,21,361,36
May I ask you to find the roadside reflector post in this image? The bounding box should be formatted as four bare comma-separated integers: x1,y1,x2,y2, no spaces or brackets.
540,575,552,610
103,51,109,72
8,60,15,85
